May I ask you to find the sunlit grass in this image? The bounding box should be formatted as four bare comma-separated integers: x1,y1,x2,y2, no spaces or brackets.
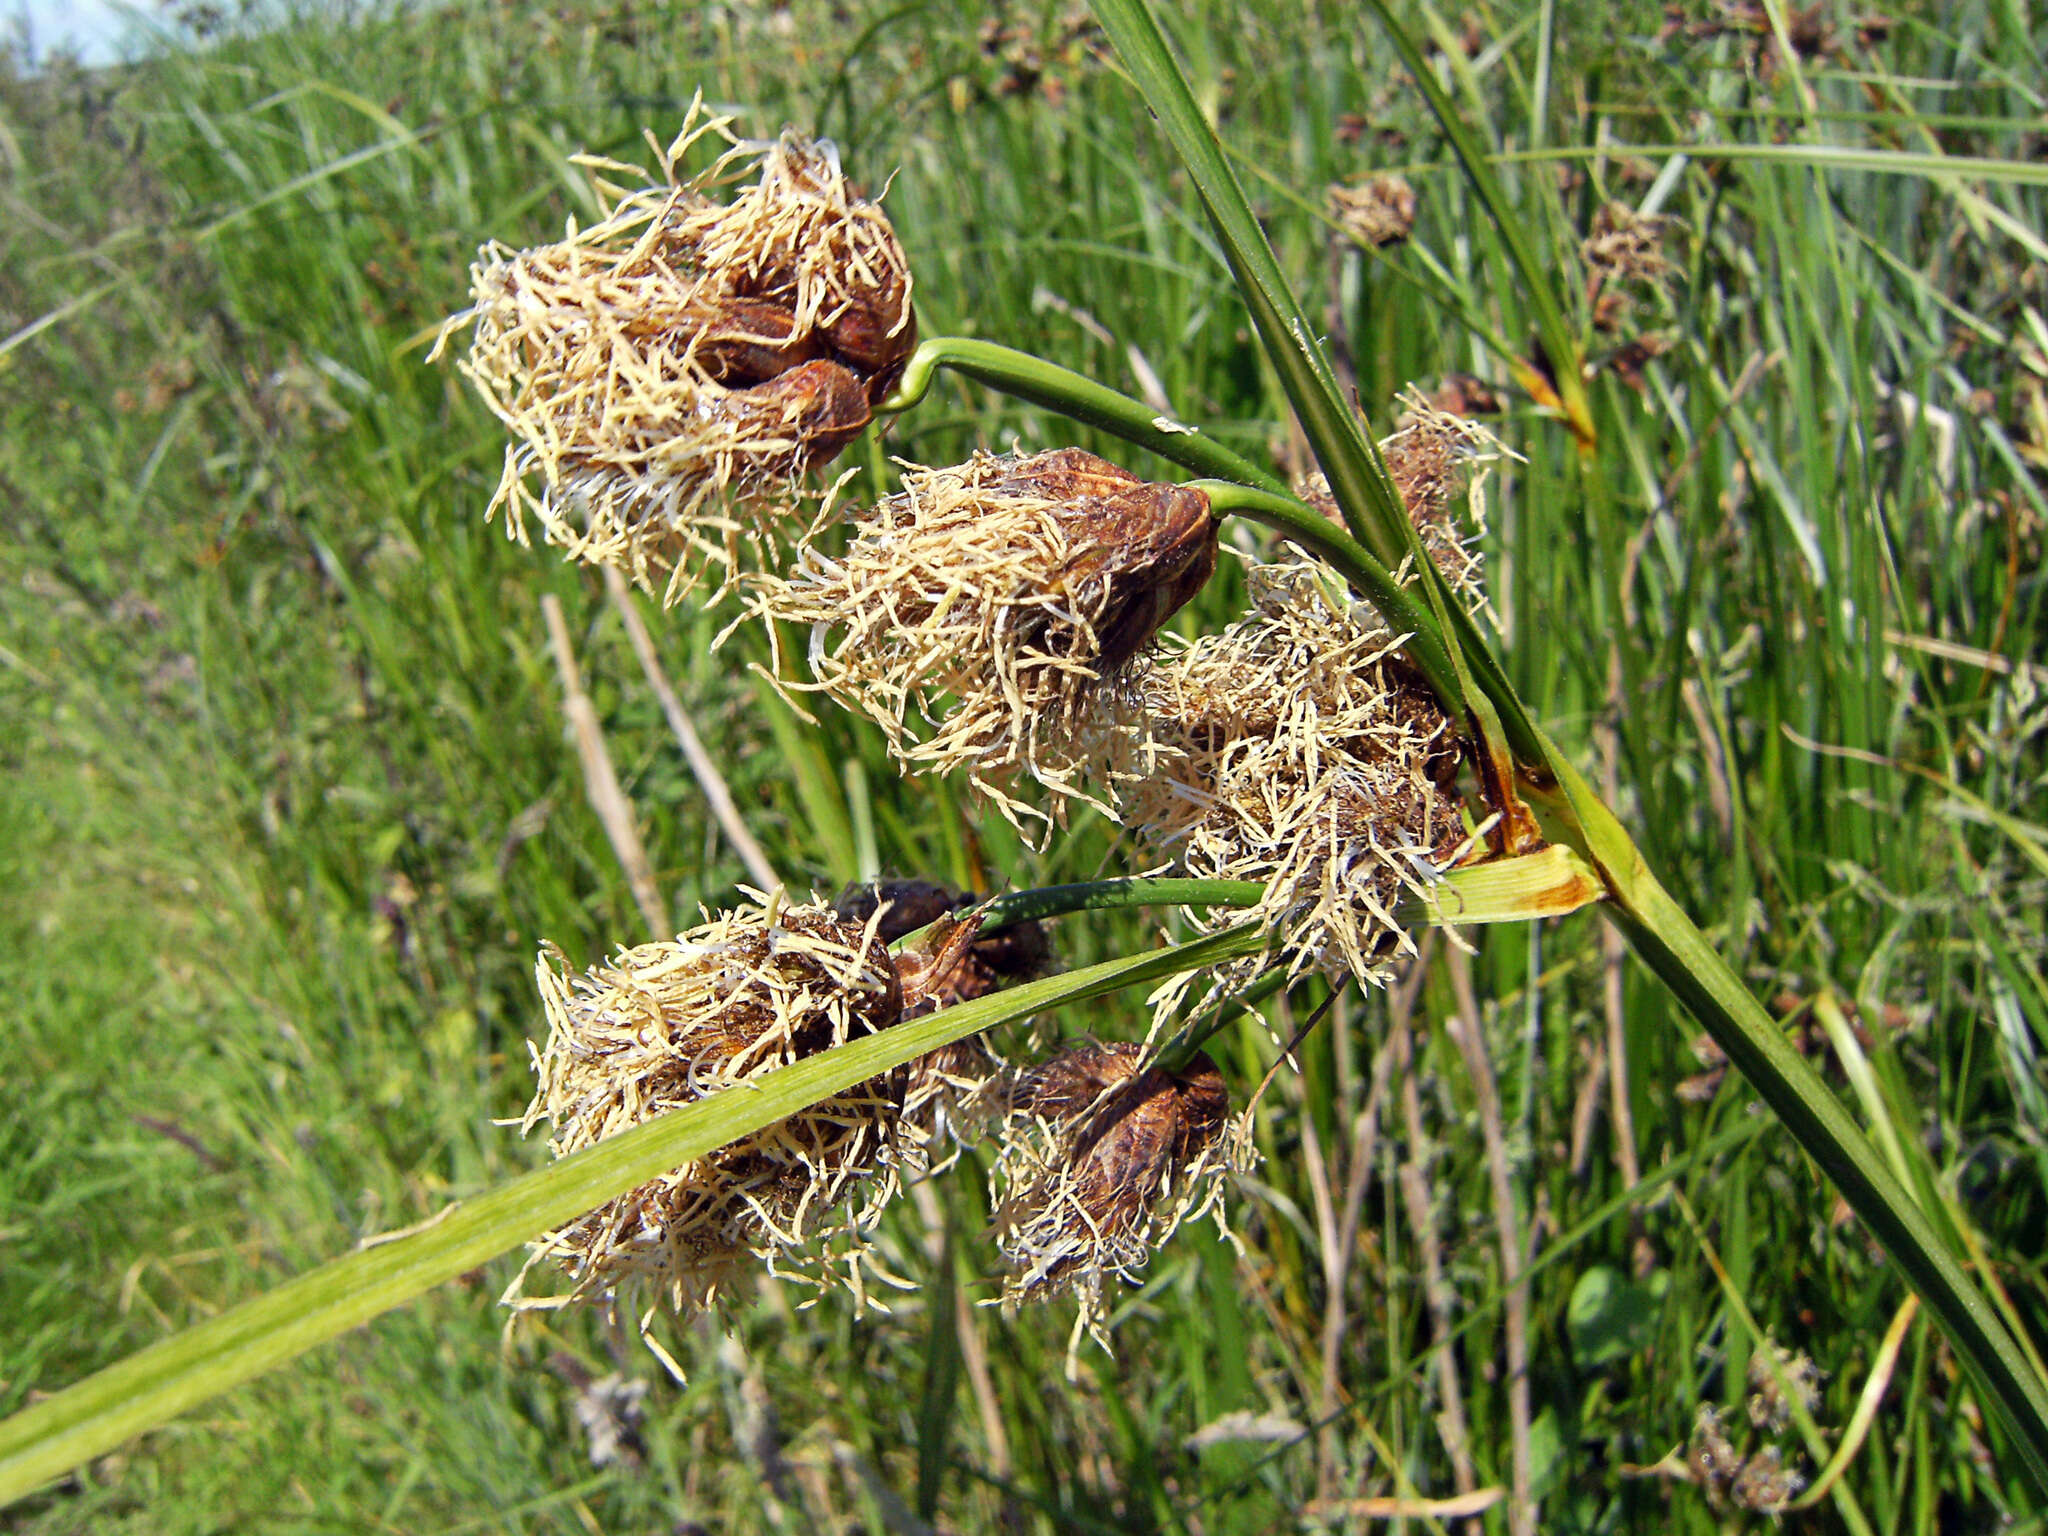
3,0,2044,1528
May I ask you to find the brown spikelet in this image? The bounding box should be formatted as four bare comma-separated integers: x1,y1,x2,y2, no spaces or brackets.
434,102,914,600
1582,200,1675,289
1329,174,1418,248
1114,557,1473,1010
760,448,1217,834
830,880,1053,1149
988,1041,1244,1357
1298,387,1509,608
513,893,909,1316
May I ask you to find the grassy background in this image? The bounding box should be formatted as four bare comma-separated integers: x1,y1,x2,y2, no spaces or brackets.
4,0,2046,1529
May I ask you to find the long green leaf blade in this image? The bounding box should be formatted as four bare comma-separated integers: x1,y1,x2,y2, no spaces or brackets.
1359,0,1595,447
0,924,1263,1506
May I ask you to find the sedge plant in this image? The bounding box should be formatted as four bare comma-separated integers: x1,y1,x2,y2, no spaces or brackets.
4,0,2046,1517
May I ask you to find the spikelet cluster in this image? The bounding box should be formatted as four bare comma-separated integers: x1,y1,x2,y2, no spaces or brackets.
830,880,1052,1149
1298,388,1506,608
1117,557,1473,997
439,102,914,598
988,1041,1244,1360
516,894,908,1315
761,448,1217,833
1329,173,1418,248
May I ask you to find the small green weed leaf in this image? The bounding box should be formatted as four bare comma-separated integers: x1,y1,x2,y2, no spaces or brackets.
1567,1265,1668,1369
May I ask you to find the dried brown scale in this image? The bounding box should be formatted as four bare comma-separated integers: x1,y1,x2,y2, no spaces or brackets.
435,104,914,599
761,448,1219,833
830,879,1055,1147
514,896,919,1316
989,1041,1242,1346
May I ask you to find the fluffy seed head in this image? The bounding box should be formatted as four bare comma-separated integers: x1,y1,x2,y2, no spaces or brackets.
437,103,914,599
1582,200,1675,289
762,448,1218,832
989,1041,1242,1349
516,894,908,1315
1116,557,1472,997
1329,174,1418,248
1299,387,1507,607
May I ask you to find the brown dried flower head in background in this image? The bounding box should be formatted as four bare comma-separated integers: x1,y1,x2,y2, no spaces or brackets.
1117,557,1473,1002
762,448,1218,832
516,893,910,1315
1299,387,1509,607
1329,173,1418,248
1581,200,1675,333
1746,1341,1824,1432
989,1041,1243,1357
438,100,915,598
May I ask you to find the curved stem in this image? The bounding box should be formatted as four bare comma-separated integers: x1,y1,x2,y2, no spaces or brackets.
974,877,1265,933
1195,480,1471,747
878,336,1288,495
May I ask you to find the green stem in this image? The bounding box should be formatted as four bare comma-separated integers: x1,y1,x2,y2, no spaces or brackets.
1154,968,1291,1074
974,877,1265,932
1194,480,1467,725
878,336,1288,495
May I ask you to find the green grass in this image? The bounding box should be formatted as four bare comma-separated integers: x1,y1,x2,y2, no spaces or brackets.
4,0,2046,1529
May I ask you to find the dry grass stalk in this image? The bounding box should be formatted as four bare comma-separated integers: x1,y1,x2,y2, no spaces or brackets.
761,448,1216,834
542,593,670,936
1117,556,1472,1007
600,565,782,893
988,1041,1245,1364
515,893,909,1316
437,100,914,599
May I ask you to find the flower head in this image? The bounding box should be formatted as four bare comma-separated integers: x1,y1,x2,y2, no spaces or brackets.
1298,388,1506,607
1116,557,1474,997
830,879,1052,1148
438,103,914,599
988,1041,1243,1359
1329,173,1418,248
762,448,1217,831
516,893,909,1314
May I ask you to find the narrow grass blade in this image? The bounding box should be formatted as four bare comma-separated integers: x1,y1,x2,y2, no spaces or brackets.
1087,0,1421,570
1359,0,1594,449
0,924,1263,1506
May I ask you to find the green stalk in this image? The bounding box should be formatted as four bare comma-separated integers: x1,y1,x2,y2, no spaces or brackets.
1195,480,1467,732
975,876,1264,930
878,336,1286,495
0,917,1265,1507
1089,0,2048,1492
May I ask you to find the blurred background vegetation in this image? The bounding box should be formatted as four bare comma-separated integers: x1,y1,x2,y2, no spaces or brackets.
3,0,2045,1529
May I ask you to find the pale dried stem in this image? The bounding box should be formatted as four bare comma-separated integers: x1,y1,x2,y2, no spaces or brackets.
1445,947,1533,1536
602,566,782,892
1392,980,1480,1518
1312,960,1417,1496
543,593,670,936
